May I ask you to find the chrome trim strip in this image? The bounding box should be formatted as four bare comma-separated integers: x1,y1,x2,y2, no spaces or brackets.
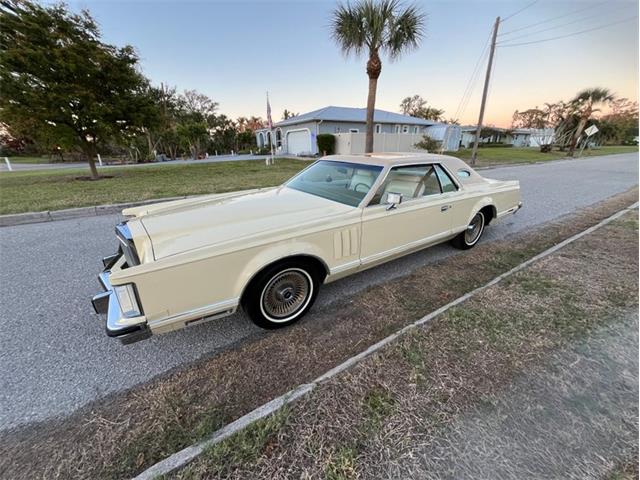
148,298,240,330
496,201,523,219
116,223,140,266
330,259,361,275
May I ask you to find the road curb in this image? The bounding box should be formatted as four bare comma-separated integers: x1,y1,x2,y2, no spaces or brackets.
133,202,639,480
0,196,186,227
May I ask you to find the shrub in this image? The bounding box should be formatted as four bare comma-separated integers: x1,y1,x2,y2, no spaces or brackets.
539,144,552,153
317,134,336,155
477,143,513,148
414,135,440,152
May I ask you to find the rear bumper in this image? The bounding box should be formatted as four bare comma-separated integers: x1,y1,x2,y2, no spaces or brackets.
92,255,151,345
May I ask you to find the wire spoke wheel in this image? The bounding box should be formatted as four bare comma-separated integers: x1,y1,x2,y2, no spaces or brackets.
464,212,484,245
260,268,311,321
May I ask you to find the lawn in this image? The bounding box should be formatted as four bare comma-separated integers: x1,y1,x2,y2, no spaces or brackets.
0,146,637,215
457,145,638,166
0,158,308,215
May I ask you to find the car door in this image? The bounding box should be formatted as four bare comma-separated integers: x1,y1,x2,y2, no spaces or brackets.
359,163,455,267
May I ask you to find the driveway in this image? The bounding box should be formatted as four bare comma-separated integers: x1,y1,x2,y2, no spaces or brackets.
0,152,637,431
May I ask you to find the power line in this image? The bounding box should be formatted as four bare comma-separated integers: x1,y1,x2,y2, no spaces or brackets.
453,29,491,122
499,7,619,43
501,0,539,22
499,1,607,36
499,16,637,47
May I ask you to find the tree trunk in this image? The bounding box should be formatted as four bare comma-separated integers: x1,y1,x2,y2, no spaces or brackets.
82,142,100,179
365,50,382,154
568,116,588,157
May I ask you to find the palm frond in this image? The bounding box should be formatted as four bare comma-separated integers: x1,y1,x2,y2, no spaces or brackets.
330,0,425,58
387,3,425,59
572,87,615,104
330,2,367,57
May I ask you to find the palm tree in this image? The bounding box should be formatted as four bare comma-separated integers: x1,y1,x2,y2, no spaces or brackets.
331,0,425,153
567,87,615,156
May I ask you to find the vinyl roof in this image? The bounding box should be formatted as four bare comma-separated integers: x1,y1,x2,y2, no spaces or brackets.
276,106,437,127
321,153,488,184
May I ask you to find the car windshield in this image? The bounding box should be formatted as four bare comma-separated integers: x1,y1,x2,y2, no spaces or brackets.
286,160,383,207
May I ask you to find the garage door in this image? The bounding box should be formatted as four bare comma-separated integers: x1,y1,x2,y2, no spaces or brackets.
286,130,311,155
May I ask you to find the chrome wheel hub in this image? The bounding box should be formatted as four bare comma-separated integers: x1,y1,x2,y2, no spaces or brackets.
465,214,483,244
261,269,310,320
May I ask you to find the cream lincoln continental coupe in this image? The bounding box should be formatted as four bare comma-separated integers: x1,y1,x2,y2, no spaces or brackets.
92,153,521,344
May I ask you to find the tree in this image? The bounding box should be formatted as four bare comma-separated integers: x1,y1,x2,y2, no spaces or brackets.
246,116,265,131
0,1,157,178
207,114,237,153
567,88,615,156
181,89,219,120
597,98,638,145
282,109,299,120
177,121,208,159
511,108,548,129
331,0,425,153
399,94,444,121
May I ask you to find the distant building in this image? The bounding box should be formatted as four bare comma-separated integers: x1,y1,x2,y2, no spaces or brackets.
256,106,461,155
460,126,555,148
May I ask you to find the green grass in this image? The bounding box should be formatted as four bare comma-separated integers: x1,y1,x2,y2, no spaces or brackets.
0,158,308,214
0,146,636,215
191,408,289,479
456,145,638,166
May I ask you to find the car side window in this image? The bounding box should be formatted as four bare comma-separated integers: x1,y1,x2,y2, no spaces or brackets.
369,164,442,205
435,165,458,193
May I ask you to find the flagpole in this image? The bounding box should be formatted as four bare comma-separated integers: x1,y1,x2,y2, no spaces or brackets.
266,91,275,166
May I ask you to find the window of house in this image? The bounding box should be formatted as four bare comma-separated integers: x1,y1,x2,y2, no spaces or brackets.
349,128,359,133
375,124,382,134
434,165,458,192
413,126,420,134
402,125,409,134
394,125,401,134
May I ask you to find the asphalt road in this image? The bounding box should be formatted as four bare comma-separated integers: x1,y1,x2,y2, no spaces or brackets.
0,153,637,431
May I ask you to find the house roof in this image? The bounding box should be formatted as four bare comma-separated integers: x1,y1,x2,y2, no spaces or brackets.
275,106,436,127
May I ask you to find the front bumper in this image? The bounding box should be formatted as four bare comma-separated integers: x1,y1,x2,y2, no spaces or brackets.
92,255,151,345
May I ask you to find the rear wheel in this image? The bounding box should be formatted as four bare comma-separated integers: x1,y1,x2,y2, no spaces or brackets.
242,260,321,329
452,211,485,250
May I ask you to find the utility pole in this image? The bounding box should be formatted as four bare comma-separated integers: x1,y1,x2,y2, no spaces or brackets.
471,16,500,165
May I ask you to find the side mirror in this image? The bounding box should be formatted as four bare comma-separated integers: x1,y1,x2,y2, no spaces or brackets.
385,192,403,210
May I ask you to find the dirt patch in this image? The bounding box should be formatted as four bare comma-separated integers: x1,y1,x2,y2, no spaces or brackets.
175,211,639,479
73,175,116,181
0,188,637,479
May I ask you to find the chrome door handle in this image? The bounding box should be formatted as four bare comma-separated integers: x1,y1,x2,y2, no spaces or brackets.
441,205,450,212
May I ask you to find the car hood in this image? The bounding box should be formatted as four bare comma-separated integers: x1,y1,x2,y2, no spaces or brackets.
134,187,353,260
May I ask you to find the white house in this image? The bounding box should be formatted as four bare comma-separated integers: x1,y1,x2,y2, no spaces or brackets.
256,106,461,155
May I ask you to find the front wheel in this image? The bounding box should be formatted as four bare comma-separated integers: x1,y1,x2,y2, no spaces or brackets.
242,261,321,329
452,211,485,250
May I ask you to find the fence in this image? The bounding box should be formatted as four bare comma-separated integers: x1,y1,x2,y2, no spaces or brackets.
334,133,427,155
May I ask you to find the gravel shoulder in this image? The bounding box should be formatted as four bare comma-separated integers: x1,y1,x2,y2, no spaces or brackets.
174,211,639,480
0,189,636,479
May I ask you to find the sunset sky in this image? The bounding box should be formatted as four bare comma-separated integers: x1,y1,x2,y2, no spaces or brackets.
61,0,638,127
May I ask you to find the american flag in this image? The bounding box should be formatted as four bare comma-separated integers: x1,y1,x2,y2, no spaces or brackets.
266,92,273,130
